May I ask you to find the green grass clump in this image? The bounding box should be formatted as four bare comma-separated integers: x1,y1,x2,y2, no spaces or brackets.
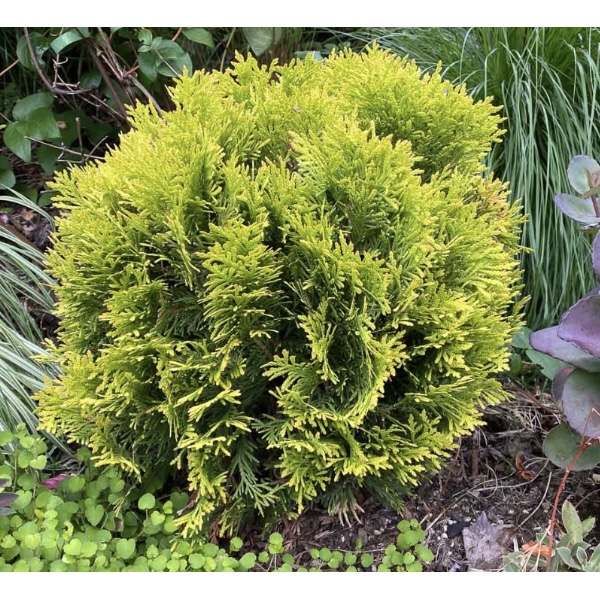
349,27,600,329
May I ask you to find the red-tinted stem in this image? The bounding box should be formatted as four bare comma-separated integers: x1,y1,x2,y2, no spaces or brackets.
592,195,600,218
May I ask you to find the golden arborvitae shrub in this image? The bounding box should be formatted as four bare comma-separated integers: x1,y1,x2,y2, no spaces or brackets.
36,47,523,535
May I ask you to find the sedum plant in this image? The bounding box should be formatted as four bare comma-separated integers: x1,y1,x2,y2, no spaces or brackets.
530,155,600,464
36,46,523,535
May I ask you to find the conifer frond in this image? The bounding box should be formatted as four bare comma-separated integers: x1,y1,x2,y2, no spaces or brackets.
37,47,523,535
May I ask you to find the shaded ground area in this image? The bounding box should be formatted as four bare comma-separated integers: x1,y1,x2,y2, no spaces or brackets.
245,384,600,571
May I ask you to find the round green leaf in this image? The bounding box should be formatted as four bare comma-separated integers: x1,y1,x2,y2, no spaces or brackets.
189,553,205,569
29,455,47,470
109,478,125,493
137,493,156,510
543,423,600,470
269,532,283,545
239,552,256,570
202,543,218,558
63,538,82,556
203,557,216,572
85,504,105,527
116,538,136,560
319,548,332,561
230,536,243,552
0,432,14,446
360,553,373,568
65,476,86,493
150,511,165,526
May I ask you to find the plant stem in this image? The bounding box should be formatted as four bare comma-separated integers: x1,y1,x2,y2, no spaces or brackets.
546,441,591,571
592,195,600,218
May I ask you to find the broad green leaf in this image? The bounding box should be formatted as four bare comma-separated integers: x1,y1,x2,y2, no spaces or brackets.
242,27,282,56
16,33,49,71
23,107,60,140
29,455,46,470
153,40,192,77
150,511,165,526
80,69,101,90
0,169,15,189
3,122,31,162
230,536,243,551
63,537,82,556
138,28,152,45
0,432,14,445
137,51,158,82
182,28,214,47
50,29,84,54
525,347,569,380
13,92,54,121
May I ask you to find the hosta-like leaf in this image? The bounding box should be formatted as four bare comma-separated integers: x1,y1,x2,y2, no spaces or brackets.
567,155,600,194
561,370,600,438
554,193,600,225
530,327,600,372
559,295,600,358
543,423,600,470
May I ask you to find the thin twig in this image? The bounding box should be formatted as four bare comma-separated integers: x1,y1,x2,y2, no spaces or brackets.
84,39,129,124
517,466,552,529
0,58,19,79
23,27,86,96
172,27,183,42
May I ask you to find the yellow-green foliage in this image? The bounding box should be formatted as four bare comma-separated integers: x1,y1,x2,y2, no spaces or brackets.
36,47,523,535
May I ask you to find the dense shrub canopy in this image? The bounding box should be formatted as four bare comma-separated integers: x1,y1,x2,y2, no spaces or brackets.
36,47,523,535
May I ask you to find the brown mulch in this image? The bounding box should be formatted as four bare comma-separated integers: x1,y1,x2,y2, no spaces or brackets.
246,384,600,571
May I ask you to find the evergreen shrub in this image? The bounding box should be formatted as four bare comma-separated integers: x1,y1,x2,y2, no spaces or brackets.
36,47,523,535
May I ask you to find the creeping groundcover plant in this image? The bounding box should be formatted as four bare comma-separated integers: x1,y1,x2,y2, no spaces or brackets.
36,47,523,536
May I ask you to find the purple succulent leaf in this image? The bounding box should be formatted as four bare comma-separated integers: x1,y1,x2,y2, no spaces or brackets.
593,233,600,282
567,155,600,194
554,193,600,225
530,327,600,372
552,366,575,405
558,295,600,357
561,369,600,439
